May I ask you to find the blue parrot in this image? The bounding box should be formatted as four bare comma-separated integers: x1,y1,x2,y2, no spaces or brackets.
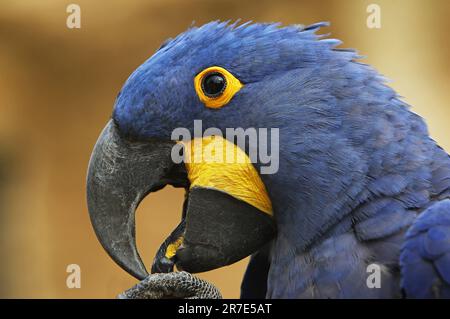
87,21,450,298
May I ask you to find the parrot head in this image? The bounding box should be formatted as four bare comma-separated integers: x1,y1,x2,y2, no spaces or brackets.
87,21,372,280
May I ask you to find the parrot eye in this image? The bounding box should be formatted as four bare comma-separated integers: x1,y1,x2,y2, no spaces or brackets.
202,72,227,97
194,66,243,109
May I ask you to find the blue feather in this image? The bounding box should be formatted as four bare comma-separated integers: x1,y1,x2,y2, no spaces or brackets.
401,200,450,298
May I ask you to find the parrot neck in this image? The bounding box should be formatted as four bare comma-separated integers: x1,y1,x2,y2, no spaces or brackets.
260,96,450,255
264,139,450,298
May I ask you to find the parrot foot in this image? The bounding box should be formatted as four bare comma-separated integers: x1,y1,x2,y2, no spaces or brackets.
118,271,222,299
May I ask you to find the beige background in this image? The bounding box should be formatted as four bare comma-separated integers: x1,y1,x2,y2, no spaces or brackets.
0,0,449,298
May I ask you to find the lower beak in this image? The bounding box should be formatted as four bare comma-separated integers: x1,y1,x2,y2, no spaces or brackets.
87,120,276,280
151,186,275,274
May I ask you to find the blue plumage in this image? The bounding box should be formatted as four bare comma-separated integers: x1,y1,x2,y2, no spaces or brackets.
113,21,450,298
400,200,450,298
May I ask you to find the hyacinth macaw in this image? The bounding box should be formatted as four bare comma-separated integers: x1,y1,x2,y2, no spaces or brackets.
86,21,450,298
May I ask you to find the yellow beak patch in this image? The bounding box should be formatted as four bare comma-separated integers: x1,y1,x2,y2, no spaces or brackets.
180,136,273,216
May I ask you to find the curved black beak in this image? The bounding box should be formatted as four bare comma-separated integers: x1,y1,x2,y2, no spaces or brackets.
86,120,187,279
87,121,276,280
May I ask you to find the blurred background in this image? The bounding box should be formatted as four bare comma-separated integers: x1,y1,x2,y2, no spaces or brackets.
0,0,449,298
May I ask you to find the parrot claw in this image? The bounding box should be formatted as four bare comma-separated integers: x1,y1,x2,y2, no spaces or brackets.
118,271,222,299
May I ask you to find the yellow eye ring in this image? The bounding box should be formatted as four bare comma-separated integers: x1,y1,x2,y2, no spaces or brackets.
194,66,243,109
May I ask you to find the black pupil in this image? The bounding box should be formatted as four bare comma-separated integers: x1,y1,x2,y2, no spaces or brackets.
202,73,226,97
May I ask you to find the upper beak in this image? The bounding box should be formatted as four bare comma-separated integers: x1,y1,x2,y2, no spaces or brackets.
86,120,187,279
87,120,276,280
